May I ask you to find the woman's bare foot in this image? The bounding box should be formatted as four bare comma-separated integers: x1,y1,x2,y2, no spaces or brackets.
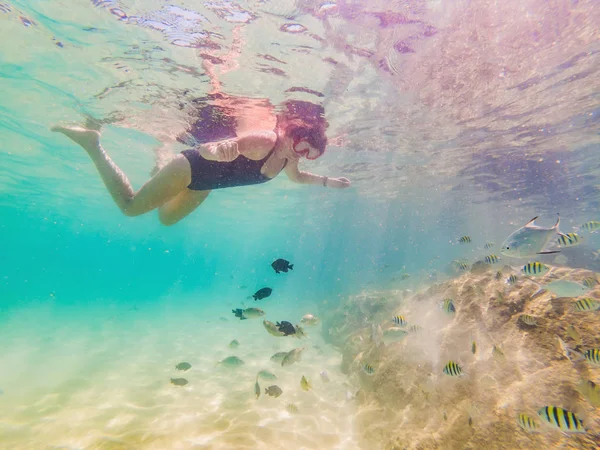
51,126,101,155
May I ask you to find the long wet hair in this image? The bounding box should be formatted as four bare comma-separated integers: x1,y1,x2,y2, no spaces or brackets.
275,100,329,157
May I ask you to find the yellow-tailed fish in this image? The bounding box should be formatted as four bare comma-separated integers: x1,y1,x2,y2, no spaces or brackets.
484,242,494,249
506,274,518,285
408,324,422,333
566,325,582,345
300,375,312,391
522,261,550,276
442,360,463,377
537,406,585,433
458,236,472,244
392,315,407,326
582,277,598,289
580,220,600,233
452,260,470,271
572,297,600,312
501,216,561,258
484,254,500,264
557,232,583,247
286,403,299,413
441,298,456,314
517,413,539,432
583,348,600,366
519,314,537,326
577,380,600,407
363,363,375,375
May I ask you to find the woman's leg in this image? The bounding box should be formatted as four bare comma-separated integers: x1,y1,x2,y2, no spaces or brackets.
51,126,192,217
158,189,211,226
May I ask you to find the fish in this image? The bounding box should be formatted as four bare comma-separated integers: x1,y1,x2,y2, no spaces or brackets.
281,347,304,367
300,375,312,391
254,379,261,399
501,216,561,257
556,336,572,360
484,254,500,264
579,220,600,233
276,321,296,336
452,260,470,271
392,315,407,326
537,406,585,433
492,345,506,361
458,236,472,244
519,314,537,326
441,298,456,314
408,324,422,333
517,413,539,432
286,403,299,413
506,274,519,285
218,356,245,367
583,348,600,366
253,287,273,301
270,352,289,363
294,324,307,339
572,297,600,312
363,363,375,375
471,341,477,354
521,262,550,277
400,273,411,280
484,242,495,249
566,325,582,345
382,327,408,344
557,233,583,247
495,271,503,280
228,339,240,349
265,385,283,398
257,370,277,380
577,380,600,407
300,314,320,326
271,258,293,274
263,320,286,336
543,280,590,297
443,361,463,377
320,370,331,383
232,307,265,320
582,277,598,289
170,378,188,386
175,362,191,371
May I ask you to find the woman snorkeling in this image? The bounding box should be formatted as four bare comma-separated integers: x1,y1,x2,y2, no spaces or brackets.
52,99,350,226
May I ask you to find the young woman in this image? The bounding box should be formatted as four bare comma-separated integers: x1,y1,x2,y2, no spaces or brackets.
52,100,350,225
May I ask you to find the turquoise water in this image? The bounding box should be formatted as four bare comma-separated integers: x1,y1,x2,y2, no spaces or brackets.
1,0,600,448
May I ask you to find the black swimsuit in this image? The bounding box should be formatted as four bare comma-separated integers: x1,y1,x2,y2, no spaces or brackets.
181,146,287,191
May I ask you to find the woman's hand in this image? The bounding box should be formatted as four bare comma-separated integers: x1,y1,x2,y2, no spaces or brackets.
212,139,240,162
326,177,351,188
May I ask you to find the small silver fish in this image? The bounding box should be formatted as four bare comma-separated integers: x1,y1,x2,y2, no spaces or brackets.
218,356,245,367
519,314,537,326
281,347,304,367
501,216,561,258
542,280,590,297
170,378,188,386
382,327,408,344
257,370,277,380
270,352,289,363
556,336,571,360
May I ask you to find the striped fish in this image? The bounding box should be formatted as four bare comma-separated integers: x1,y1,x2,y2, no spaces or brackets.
458,236,472,244
392,315,407,326
580,220,600,233
572,297,600,312
452,260,470,271
506,274,518,285
408,324,422,333
582,277,598,289
537,406,585,433
519,314,537,326
495,271,503,280
517,413,539,432
522,262,549,276
443,360,463,377
484,254,500,264
583,348,600,366
363,363,375,375
557,232,583,247
441,298,456,314
484,242,495,249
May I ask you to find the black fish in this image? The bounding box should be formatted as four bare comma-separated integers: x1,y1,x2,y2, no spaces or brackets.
253,287,272,301
271,259,294,274
232,308,247,320
276,321,296,336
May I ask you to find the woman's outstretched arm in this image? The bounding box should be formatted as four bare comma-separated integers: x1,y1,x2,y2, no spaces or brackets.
284,159,350,188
